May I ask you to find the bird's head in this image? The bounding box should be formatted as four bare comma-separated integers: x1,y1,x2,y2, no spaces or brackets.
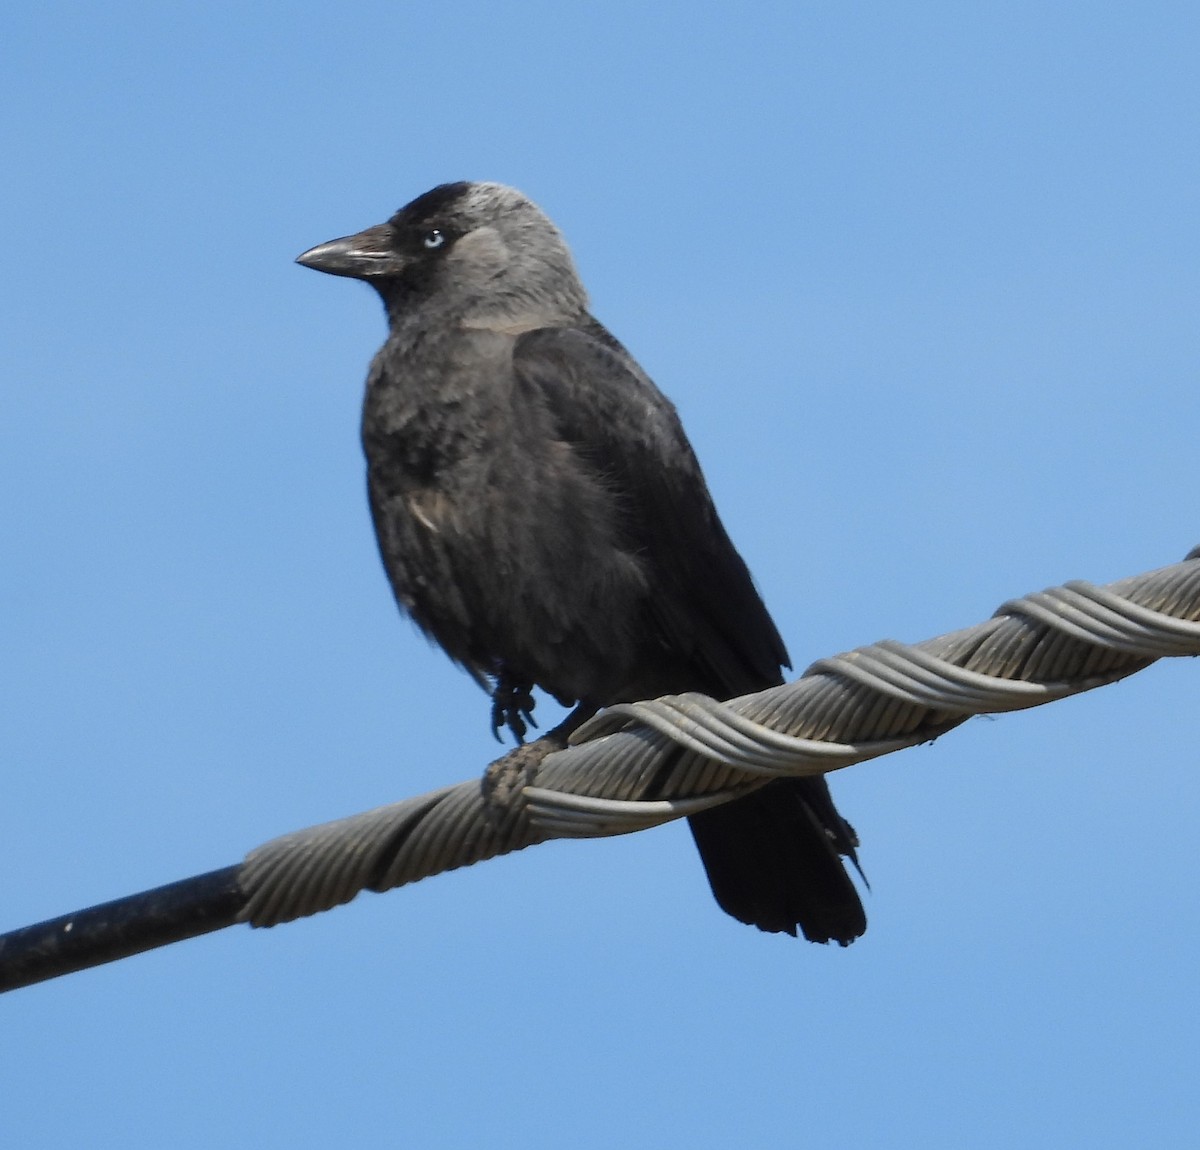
297,182,588,332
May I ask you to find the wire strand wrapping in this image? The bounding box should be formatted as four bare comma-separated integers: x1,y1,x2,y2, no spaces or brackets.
239,548,1200,927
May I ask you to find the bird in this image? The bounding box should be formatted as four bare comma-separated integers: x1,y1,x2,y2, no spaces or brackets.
296,182,865,943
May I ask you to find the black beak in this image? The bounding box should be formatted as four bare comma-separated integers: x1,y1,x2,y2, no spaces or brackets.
296,223,402,279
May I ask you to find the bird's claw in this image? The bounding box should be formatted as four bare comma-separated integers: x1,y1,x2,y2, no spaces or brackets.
491,678,538,743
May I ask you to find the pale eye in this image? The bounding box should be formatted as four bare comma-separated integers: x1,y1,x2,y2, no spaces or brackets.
422,229,446,250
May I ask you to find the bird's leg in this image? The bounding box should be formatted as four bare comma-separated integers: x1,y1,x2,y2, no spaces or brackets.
544,700,599,744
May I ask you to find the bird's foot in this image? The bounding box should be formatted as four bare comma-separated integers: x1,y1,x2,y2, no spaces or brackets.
490,677,538,743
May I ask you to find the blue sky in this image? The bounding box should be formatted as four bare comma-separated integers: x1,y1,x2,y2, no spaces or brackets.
3,3,1198,1146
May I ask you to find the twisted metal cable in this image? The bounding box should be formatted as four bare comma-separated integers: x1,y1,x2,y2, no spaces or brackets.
239,548,1200,927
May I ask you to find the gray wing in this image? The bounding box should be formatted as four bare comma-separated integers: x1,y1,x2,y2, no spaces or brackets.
512,320,789,700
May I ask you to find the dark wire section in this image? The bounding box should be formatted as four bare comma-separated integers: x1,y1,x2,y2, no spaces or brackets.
0,865,245,993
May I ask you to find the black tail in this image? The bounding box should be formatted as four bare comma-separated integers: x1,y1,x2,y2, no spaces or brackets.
686,777,866,944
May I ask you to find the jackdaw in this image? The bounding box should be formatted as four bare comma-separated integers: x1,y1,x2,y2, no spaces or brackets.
297,182,865,943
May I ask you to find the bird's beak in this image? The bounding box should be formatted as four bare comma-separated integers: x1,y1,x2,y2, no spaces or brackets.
296,224,402,279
